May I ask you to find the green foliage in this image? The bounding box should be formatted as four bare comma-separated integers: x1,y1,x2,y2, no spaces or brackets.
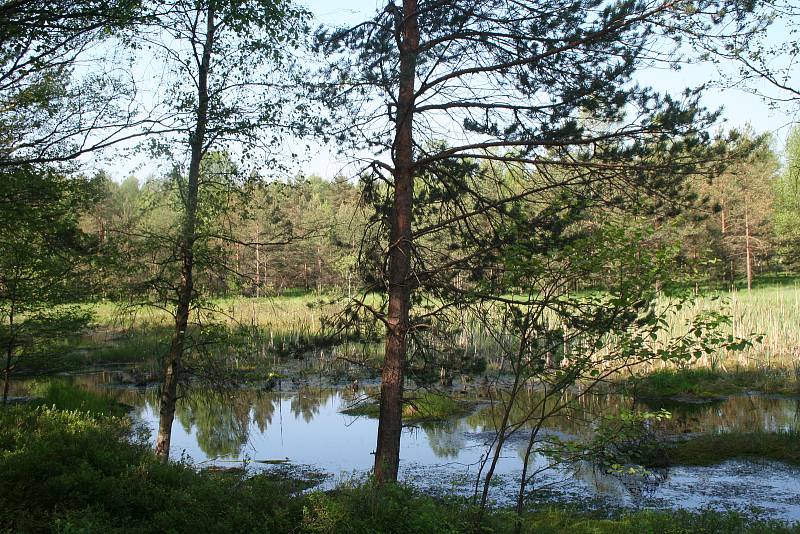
302,483,465,534
774,125,800,268
592,409,673,472
510,507,799,534
0,0,142,166
542,409,672,473
0,165,99,400
0,402,306,533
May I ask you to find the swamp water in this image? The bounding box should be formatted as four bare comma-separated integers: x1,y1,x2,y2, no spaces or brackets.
19,372,800,521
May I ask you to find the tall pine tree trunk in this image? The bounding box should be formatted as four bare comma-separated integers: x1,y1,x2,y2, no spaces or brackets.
745,203,753,291
2,308,13,406
255,223,261,298
155,3,215,462
374,0,418,484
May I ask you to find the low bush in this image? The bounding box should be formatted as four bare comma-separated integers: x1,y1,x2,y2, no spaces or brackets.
0,387,304,533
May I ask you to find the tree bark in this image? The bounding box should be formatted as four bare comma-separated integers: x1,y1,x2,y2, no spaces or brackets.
155,2,215,462
745,202,752,291
3,307,14,406
316,246,323,294
374,0,419,484
2,308,14,406
255,223,261,298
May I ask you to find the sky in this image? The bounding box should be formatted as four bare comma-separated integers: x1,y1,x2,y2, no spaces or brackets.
109,0,799,181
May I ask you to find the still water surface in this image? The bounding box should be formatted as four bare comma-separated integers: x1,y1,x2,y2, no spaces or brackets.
27,372,800,521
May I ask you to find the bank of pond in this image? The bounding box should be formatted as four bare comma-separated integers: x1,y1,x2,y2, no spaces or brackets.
2,374,799,532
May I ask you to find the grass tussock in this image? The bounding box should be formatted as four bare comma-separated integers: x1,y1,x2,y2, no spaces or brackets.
628,367,800,399
669,431,800,467
342,392,474,421
26,380,129,417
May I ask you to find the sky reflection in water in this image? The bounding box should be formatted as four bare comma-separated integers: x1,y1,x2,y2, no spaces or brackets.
114,384,800,522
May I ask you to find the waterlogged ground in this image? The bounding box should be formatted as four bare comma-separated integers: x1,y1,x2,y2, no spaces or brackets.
16,372,800,521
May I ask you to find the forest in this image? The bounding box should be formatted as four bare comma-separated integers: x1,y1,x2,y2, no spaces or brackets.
2,0,800,532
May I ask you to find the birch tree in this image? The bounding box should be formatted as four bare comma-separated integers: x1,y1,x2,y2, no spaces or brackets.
128,0,307,461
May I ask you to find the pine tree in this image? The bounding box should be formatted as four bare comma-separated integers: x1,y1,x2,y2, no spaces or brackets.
316,0,746,483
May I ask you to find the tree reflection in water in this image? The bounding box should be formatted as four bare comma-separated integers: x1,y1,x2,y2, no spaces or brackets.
176,390,251,458
31,373,800,474
290,388,336,423
420,419,467,459
465,388,800,440
163,387,338,457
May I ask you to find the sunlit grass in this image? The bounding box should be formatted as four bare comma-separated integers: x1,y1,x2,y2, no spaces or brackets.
27,380,128,417
628,367,800,397
663,284,800,368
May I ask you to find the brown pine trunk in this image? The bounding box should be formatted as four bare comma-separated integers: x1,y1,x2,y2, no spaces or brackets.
745,204,752,291
316,246,323,293
374,0,419,485
154,3,215,462
2,307,14,406
255,223,261,298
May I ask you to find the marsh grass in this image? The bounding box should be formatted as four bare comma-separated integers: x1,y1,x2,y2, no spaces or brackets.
668,430,800,467
342,392,474,421
627,367,800,398
15,327,171,374
659,284,800,369
18,280,800,384
26,380,128,416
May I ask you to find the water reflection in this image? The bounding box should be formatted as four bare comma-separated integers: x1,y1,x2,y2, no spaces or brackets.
420,419,468,459
114,386,341,459
464,388,800,438
25,373,800,460
15,373,800,521
177,394,251,458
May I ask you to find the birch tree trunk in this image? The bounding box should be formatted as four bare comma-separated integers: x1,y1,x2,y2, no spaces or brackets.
154,2,215,462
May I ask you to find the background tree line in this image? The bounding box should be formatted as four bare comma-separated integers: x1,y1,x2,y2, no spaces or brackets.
75,126,800,303
81,168,366,299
